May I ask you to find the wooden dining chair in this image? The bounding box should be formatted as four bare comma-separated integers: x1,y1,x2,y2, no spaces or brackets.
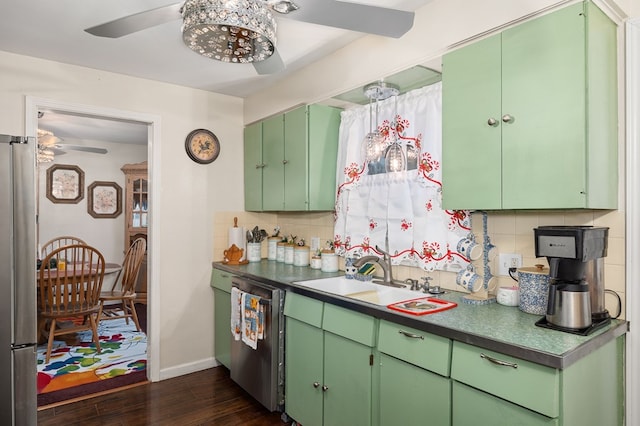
40,236,87,259
98,238,146,332
37,244,105,363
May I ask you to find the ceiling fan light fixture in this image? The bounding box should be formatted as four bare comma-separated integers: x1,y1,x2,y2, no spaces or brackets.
37,148,55,164
36,129,59,163
181,0,277,64
269,0,299,14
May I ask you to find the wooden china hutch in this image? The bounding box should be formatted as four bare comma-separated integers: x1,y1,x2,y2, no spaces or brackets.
121,161,148,303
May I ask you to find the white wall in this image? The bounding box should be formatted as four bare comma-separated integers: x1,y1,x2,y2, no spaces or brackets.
38,139,147,262
0,50,245,378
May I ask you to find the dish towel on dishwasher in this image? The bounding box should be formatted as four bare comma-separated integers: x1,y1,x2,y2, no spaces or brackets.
241,292,264,350
230,287,242,341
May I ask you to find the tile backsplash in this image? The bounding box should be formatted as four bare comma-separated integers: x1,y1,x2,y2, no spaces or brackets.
213,209,625,319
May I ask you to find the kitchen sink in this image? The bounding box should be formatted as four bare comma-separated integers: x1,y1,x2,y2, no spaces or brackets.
293,276,425,306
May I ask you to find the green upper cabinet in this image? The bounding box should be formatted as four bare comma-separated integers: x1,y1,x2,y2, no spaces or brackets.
442,2,617,210
244,104,341,212
243,121,263,211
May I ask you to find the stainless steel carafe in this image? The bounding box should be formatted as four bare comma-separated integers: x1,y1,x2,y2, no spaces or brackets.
546,282,592,329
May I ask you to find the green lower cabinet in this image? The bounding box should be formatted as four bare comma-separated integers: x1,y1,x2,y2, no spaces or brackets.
212,287,231,368
378,353,451,426
284,293,374,426
283,291,624,426
211,269,233,369
451,337,624,426
452,381,558,426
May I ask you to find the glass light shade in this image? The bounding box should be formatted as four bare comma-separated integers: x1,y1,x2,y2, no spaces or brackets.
181,0,277,63
406,143,419,170
37,129,60,148
37,148,54,163
385,142,406,173
362,131,385,162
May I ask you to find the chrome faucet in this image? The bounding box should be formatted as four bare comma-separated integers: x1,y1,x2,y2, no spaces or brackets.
353,245,402,287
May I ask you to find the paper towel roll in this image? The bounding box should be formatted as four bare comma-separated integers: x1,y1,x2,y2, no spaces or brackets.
228,226,246,261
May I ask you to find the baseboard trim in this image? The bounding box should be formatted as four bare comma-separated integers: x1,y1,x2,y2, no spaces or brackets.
158,357,220,381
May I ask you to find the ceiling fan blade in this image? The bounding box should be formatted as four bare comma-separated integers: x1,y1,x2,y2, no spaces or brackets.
253,49,285,75
85,3,182,38
58,144,108,154
276,0,415,38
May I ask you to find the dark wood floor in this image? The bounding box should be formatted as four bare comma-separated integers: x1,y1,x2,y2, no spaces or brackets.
38,366,290,426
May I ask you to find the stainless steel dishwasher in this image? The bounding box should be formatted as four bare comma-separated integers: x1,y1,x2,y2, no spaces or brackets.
230,276,285,412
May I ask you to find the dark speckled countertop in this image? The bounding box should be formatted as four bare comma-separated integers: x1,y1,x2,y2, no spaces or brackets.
212,260,628,369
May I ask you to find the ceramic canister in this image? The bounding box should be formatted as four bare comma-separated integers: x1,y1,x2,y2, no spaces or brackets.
517,265,550,315
267,237,280,260
321,251,339,272
497,286,520,307
293,245,310,266
276,242,286,262
284,244,295,264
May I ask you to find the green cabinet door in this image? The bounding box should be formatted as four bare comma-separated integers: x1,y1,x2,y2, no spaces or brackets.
211,269,233,368
283,106,309,210
308,104,341,210
378,353,451,426
323,332,373,426
442,33,502,210
262,114,285,211
243,122,263,211
501,4,586,209
285,317,324,426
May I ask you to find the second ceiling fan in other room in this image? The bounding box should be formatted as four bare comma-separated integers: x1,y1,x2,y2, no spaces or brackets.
37,129,107,163
84,0,416,75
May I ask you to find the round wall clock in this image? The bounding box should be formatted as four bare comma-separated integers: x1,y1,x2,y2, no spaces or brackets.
185,129,220,164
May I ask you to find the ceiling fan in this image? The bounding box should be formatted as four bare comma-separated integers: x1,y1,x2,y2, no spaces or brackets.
37,129,108,163
84,0,415,75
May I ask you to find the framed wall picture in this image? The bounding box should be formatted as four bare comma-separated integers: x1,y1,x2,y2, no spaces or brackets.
46,164,84,204
87,181,122,218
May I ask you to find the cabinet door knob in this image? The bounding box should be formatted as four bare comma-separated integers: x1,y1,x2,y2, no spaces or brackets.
480,353,518,369
256,163,265,169
313,382,320,388
283,159,289,165
487,118,498,127
322,385,329,392
502,114,514,123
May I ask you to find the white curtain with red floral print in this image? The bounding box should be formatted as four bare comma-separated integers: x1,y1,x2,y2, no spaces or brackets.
334,82,471,271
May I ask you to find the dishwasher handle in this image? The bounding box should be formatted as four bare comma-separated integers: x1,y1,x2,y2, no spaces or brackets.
232,281,275,305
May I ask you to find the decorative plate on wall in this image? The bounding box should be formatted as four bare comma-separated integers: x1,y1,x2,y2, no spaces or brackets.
87,181,122,218
46,164,84,204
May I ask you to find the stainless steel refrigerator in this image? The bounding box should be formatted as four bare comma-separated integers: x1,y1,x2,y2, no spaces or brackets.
0,134,37,425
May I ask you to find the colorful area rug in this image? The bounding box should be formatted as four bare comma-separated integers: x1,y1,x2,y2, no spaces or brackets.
36,311,147,405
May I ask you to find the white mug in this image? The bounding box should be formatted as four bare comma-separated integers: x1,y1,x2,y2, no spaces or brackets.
456,265,482,292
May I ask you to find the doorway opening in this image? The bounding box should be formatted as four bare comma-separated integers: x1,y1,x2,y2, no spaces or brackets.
26,97,161,405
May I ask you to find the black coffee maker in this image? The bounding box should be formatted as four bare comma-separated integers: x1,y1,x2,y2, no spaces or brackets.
533,226,610,335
